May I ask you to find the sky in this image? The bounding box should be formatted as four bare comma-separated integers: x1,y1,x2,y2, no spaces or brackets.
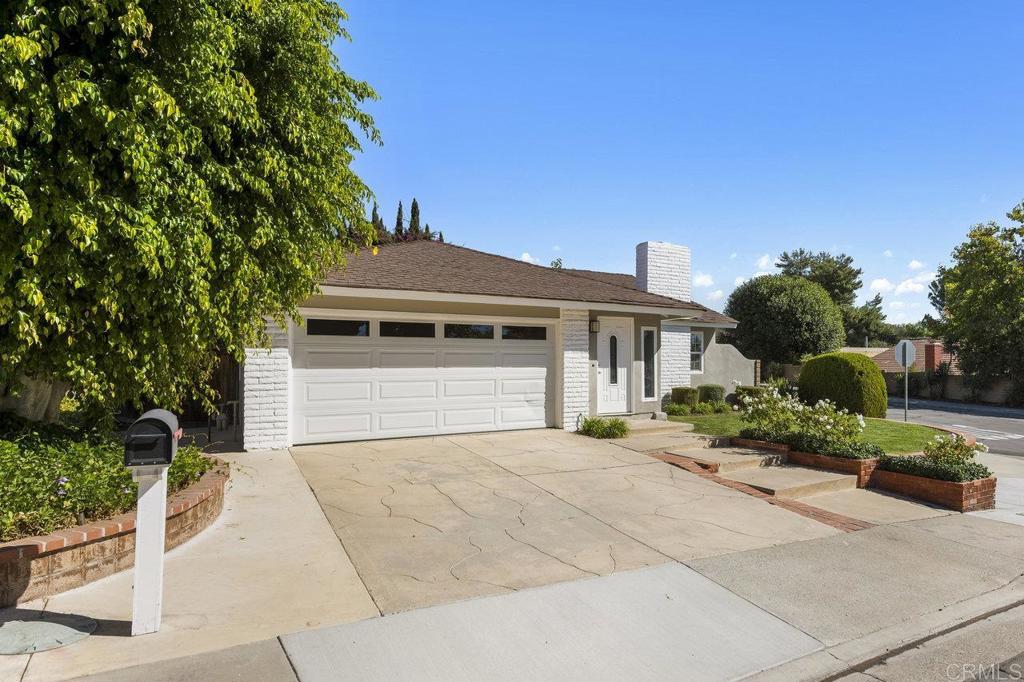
335,1,1024,321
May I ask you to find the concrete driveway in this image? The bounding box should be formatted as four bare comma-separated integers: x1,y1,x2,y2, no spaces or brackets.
290,428,836,613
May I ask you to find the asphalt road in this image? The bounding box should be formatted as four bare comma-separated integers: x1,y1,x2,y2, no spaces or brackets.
886,398,1024,457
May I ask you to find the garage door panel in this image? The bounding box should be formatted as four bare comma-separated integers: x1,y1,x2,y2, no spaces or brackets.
442,352,496,368
501,377,547,398
443,379,497,398
305,413,372,437
378,410,437,433
501,404,547,425
379,350,438,368
442,407,497,428
303,350,372,370
304,381,373,403
501,352,549,368
378,380,437,400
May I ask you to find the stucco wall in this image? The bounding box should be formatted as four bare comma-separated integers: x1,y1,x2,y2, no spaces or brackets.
690,329,756,398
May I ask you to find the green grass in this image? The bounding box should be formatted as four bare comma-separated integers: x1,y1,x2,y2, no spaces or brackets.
669,413,940,454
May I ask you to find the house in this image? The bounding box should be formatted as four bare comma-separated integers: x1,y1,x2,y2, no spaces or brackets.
241,240,755,449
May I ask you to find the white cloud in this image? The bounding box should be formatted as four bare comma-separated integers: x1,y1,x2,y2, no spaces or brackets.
694,272,714,288
520,252,540,264
883,249,893,258
755,254,774,270
552,245,561,252
729,252,738,260
734,276,747,286
908,259,924,270
707,289,724,302
894,278,925,295
888,301,906,310
869,278,894,293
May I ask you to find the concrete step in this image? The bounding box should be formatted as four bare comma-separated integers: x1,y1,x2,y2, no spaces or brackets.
719,465,857,499
623,418,694,436
668,447,785,473
610,432,708,453
801,488,950,525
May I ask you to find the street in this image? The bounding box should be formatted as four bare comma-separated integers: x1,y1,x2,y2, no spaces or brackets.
887,398,1024,457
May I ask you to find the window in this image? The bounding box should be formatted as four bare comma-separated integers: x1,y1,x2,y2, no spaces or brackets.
307,319,369,337
642,328,657,399
690,332,704,372
609,335,618,385
444,323,494,340
380,321,436,338
501,325,547,341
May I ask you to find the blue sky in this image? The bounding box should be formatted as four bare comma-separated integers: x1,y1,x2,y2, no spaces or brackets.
336,1,1023,321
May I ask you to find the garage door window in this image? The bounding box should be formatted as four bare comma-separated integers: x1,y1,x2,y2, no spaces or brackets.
501,325,547,341
444,323,495,339
380,321,436,338
307,319,369,336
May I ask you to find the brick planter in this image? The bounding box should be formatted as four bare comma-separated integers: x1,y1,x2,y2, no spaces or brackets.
870,470,996,512
787,451,880,488
0,460,229,607
730,437,790,453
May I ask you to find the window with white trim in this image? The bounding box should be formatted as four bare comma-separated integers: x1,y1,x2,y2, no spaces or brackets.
642,327,657,399
690,332,704,373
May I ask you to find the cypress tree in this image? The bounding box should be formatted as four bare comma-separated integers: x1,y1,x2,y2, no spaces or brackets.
394,201,405,240
408,198,421,237
423,223,433,240
438,232,445,243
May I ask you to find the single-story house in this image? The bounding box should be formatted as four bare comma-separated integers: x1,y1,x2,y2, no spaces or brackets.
241,240,755,449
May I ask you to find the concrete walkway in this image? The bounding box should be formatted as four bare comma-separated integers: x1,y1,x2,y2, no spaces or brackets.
290,428,836,613
4,450,379,682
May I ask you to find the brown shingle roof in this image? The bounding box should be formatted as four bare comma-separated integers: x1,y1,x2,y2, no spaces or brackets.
322,241,734,324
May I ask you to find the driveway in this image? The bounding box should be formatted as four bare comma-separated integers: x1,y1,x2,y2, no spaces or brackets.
290,429,836,613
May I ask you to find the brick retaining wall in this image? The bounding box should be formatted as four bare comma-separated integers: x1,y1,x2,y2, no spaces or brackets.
0,460,229,607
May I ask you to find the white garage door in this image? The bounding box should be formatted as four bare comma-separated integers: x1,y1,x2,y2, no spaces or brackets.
291,317,555,444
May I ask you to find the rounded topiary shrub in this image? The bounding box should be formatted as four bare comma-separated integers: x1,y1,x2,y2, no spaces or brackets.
798,352,887,417
671,387,698,406
697,384,725,404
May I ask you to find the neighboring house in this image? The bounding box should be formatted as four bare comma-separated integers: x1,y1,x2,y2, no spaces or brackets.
871,339,958,375
242,240,755,449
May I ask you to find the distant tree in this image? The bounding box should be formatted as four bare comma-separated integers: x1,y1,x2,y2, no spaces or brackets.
723,275,844,366
777,249,863,308
408,198,421,237
437,231,445,243
932,206,1024,402
550,258,563,269
393,201,405,240
843,294,886,346
370,203,390,244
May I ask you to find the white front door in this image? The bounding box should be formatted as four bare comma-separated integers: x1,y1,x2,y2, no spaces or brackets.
597,317,631,415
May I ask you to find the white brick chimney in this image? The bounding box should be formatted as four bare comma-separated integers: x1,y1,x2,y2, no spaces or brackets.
636,241,691,302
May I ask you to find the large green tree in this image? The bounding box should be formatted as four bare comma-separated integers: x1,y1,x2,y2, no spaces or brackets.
932,206,1024,401
776,249,862,308
0,0,378,420
723,275,845,366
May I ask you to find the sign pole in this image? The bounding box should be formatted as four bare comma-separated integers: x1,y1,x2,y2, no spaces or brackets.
131,465,169,636
904,366,908,422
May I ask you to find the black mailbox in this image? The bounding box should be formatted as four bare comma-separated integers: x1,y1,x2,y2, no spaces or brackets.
124,409,180,467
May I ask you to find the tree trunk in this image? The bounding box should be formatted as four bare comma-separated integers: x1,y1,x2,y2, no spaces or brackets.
0,377,69,423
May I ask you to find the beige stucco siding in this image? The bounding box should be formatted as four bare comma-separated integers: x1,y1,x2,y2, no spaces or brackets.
690,329,757,398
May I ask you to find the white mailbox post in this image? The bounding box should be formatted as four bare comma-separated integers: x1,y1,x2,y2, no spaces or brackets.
123,409,181,636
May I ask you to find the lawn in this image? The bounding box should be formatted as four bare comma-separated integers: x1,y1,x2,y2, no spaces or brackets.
669,413,941,454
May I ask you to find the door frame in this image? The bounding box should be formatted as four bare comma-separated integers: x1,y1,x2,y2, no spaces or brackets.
596,316,633,415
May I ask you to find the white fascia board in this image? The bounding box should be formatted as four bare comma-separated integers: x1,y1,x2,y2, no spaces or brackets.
316,285,704,319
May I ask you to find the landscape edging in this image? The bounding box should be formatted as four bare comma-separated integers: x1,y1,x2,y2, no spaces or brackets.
0,458,229,607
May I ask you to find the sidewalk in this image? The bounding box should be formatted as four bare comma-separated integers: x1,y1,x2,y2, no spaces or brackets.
3,450,378,682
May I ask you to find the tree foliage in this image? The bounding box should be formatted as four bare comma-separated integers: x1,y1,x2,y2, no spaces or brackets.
932,207,1024,397
723,275,844,365
0,0,378,414
777,249,862,308
373,197,444,244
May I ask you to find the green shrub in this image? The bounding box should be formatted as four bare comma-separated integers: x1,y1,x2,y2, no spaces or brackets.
712,401,730,414
671,387,698,406
664,403,690,416
785,432,883,460
697,384,725,404
734,385,767,403
798,352,887,417
578,416,630,439
879,454,991,482
688,402,711,415
0,418,215,542
738,387,799,441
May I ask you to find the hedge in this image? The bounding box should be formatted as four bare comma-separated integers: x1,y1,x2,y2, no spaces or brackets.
671,387,698,406
734,385,767,402
697,384,725,404
879,454,991,483
798,352,887,417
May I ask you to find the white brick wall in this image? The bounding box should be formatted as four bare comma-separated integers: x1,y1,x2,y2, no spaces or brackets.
636,241,691,302
660,323,691,404
560,309,590,431
243,320,291,451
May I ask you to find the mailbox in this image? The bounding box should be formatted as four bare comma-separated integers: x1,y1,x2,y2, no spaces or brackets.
124,409,180,467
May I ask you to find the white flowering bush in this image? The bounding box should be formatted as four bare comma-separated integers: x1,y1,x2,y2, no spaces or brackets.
738,387,800,442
